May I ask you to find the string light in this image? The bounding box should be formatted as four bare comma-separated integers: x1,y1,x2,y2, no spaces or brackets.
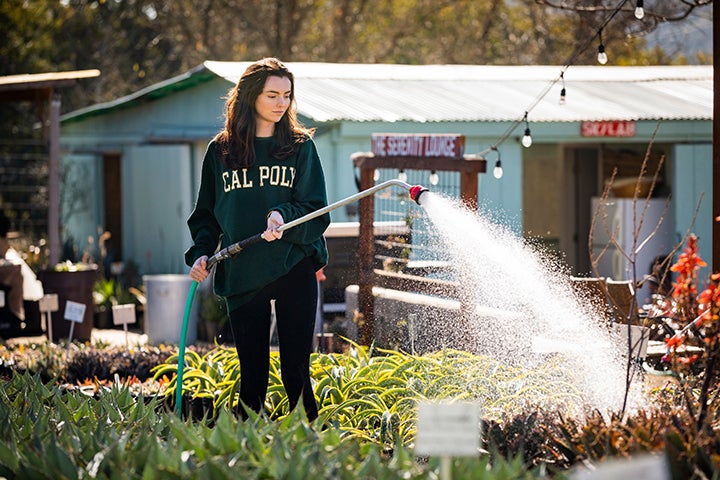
559,72,566,105
521,112,532,148
491,148,503,179
373,169,380,181
429,170,439,186
398,169,407,182
597,28,608,64
475,0,626,160
634,0,644,20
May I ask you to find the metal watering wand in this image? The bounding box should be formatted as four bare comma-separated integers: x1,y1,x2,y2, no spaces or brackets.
176,179,429,416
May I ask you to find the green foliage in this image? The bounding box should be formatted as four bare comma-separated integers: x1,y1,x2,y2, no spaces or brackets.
0,371,551,479
153,342,588,448
3,341,720,477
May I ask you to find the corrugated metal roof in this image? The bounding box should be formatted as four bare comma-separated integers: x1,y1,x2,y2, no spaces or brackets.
61,64,216,123
205,61,712,123
0,69,100,89
62,62,712,124
0,69,101,103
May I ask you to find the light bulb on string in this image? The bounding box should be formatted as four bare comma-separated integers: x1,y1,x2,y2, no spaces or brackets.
373,169,380,181
398,169,407,183
597,28,608,64
493,161,503,179
521,112,532,148
597,45,608,65
522,128,533,148
491,147,503,179
634,0,644,19
429,170,439,186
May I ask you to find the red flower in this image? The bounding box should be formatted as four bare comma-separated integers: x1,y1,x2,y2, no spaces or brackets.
675,354,699,365
665,335,685,350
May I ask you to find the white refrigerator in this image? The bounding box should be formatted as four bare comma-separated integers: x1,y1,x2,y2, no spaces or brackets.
590,197,675,305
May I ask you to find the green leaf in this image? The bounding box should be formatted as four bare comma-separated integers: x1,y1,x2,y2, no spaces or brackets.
0,437,20,472
46,439,79,480
207,411,240,454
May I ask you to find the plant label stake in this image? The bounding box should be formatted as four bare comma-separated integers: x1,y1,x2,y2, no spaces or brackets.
573,454,670,480
64,300,86,349
38,294,59,343
112,304,136,348
415,401,481,480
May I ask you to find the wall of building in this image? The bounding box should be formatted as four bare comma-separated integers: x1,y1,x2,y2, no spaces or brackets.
59,75,712,279
672,142,713,285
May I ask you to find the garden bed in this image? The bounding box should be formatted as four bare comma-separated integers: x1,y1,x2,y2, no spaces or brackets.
0,336,719,479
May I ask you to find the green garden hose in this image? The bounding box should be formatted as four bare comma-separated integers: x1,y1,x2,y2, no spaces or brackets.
176,280,198,416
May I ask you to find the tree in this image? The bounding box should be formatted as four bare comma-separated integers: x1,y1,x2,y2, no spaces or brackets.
2,0,710,113
534,0,713,65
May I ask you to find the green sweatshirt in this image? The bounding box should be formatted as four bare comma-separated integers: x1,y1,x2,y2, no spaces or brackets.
185,136,330,312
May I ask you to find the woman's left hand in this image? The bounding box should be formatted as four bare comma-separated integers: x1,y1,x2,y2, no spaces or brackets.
262,210,284,241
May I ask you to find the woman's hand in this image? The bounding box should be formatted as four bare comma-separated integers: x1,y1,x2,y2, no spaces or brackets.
262,210,284,242
190,255,209,282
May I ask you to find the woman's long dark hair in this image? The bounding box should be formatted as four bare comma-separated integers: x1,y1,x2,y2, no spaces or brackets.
215,57,314,169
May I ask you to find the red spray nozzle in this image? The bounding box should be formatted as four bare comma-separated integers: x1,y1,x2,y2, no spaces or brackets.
409,185,429,205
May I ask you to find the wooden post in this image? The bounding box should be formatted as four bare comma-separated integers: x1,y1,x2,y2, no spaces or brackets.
459,170,479,210
352,150,486,346
48,95,61,267
357,165,376,345
713,4,719,273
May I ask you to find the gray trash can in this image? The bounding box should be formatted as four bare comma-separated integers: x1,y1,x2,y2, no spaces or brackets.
143,274,198,345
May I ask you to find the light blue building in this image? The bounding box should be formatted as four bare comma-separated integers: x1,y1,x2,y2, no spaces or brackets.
60,63,713,287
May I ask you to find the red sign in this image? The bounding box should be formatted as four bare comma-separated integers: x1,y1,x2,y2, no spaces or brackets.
581,121,636,137
371,134,465,158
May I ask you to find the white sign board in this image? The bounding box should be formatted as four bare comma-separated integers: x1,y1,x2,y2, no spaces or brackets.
415,401,481,457
39,294,59,312
64,300,86,323
570,454,670,480
112,304,136,325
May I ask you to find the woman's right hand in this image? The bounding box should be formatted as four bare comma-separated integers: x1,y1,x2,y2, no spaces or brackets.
190,255,209,283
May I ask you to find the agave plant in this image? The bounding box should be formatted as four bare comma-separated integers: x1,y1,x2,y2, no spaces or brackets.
0,371,554,479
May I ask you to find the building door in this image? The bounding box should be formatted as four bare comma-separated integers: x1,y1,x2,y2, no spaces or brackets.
564,147,599,275
103,153,123,262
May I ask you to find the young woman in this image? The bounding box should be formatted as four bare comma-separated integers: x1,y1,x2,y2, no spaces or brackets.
186,57,329,421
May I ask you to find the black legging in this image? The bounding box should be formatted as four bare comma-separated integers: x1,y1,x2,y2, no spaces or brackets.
228,257,318,421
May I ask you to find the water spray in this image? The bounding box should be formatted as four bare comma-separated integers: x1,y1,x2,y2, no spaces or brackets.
176,179,428,416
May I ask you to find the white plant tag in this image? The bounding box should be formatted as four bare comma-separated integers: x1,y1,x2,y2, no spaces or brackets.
39,294,59,312
64,300,86,323
415,401,481,457
112,304,136,325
